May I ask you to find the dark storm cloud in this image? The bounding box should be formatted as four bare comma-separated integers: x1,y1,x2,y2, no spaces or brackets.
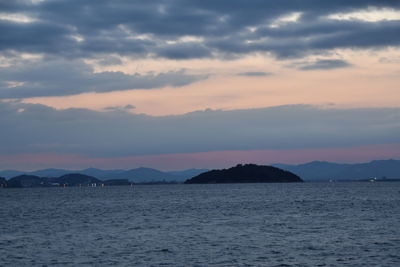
297,59,352,70
0,59,207,98
1,101,400,157
1,0,399,59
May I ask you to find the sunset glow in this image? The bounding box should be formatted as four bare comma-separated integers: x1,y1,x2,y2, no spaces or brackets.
1,0,399,170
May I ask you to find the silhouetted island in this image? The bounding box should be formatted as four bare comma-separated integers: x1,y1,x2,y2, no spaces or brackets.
184,164,303,184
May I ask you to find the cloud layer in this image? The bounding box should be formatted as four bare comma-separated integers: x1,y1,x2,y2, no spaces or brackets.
297,59,352,70
1,0,399,59
0,59,206,98
1,101,399,158
1,1,399,99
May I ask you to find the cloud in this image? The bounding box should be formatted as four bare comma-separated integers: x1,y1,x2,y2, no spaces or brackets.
297,59,352,70
0,59,207,98
96,56,123,66
1,101,400,157
156,43,212,59
237,71,273,77
0,1,399,59
104,104,136,112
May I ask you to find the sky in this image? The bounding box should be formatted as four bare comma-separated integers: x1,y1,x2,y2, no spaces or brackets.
1,0,400,171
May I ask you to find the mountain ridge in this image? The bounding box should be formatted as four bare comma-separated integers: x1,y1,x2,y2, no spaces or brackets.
2,159,399,182
273,159,400,181
0,167,208,182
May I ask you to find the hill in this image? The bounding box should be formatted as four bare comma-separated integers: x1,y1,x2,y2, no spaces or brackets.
185,164,303,184
0,167,208,182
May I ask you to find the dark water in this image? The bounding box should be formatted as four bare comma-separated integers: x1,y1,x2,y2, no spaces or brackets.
1,182,399,266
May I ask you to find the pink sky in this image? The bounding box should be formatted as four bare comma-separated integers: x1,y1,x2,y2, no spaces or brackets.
25,49,400,116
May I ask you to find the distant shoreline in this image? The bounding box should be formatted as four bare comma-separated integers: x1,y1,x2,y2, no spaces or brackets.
2,178,400,189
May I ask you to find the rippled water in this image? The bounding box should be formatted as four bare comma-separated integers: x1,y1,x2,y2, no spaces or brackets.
1,182,400,266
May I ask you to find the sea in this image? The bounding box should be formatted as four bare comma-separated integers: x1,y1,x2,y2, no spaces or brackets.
1,182,399,266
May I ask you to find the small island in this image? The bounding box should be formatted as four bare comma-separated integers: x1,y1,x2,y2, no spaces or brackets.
184,164,303,184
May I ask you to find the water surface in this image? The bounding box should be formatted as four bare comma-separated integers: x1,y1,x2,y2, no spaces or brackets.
1,182,399,266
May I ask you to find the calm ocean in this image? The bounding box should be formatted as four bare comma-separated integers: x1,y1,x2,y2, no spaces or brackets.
1,182,399,266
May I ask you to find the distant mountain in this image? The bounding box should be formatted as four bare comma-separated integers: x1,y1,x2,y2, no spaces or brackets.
167,168,209,180
31,168,72,177
185,164,303,184
0,170,25,179
0,167,207,182
109,167,176,182
2,160,399,182
273,159,400,181
77,167,195,182
78,168,126,179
